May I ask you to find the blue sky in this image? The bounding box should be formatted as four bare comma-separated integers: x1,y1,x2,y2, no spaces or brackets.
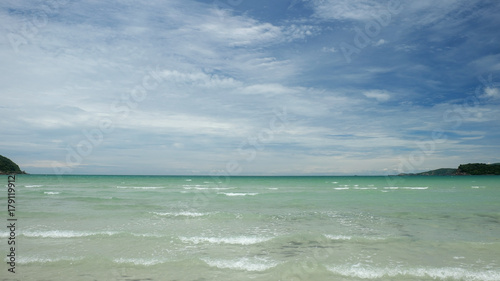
1,0,499,175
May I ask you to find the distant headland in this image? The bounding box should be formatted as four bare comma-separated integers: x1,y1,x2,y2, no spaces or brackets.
0,155,27,175
399,163,500,176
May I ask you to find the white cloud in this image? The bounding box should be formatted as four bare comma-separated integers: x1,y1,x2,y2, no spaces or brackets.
173,142,184,149
484,87,500,99
310,0,391,21
363,90,391,102
2,0,500,175
322,47,337,53
241,83,297,95
283,24,319,41
197,20,282,47
404,0,482,27
373,39,386,46
159,70,241,88
23,160,77,168
395,44,417,52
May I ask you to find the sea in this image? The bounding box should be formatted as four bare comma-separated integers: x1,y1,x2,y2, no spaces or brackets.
1,175,500,281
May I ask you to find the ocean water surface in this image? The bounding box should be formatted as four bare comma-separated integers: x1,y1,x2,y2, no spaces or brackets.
1,175,500,280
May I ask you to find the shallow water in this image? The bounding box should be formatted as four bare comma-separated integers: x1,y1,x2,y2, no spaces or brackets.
1,175,499,280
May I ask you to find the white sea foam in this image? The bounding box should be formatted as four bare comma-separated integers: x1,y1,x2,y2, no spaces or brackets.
180,236,272,245
353,187,378,190
324,234,352,240
327,265,500,280
25,185,43,188
151,211,209,217
116,186,164,190
21,230,118,238
44,191,60,195
113,257,165,266
129,232,164,238
268,187,279,190
183,184,234,191
183,184,233,190
200,187,233,190
203,257,279,272
324,234,386,241
471,186,485,189
218,192,258,196
15,256,83,264
403,186,428,190
334,187,350,190
383,186,428,190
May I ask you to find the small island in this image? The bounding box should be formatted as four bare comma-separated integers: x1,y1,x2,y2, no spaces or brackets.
0,155,27,175
399,163,500,176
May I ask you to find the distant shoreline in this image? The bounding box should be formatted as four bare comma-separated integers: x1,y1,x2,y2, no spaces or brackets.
397,163,500,176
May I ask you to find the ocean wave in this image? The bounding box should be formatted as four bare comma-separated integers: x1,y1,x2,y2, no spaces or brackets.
323,234,386,241
19,230,167,239
218,192,258,196
327,265,500,280
44,191,60,195
113,257,166,266
323,234,352,240
202,257,279,272
323,234,388,242
182,185,233,190
116,186,164,190
21,230,118,238
150,211,210,217
15,256,83,264
334,187,350,190
383,186,429,190
130,233,164,238
25,185,44,188
180,236,272,245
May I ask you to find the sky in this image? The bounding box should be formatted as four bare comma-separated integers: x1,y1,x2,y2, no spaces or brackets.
1,0,500,175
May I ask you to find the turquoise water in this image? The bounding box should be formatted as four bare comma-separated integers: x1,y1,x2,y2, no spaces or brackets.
1,175,500,280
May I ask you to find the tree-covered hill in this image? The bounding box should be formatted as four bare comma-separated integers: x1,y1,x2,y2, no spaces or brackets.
399,163,500,176
0,155,26,174
457,163,500,175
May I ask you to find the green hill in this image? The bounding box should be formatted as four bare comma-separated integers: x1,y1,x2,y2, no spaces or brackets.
399,163,500,176
415,168,458,176
0,155,26,175
457,163,500,175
